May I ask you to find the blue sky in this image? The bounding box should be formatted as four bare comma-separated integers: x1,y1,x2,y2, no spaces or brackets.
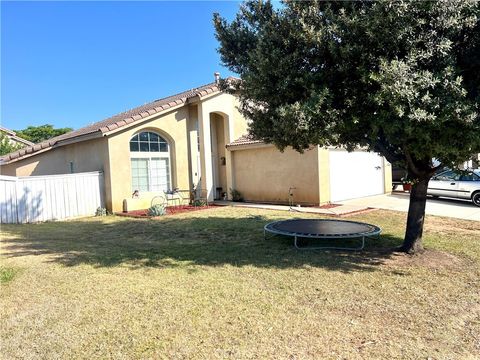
1,1,242,131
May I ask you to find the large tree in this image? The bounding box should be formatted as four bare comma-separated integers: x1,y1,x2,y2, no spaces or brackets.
214,0,480,253
15,124,72,144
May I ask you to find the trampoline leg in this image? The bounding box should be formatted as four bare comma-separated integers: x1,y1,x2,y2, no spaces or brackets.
294,235,366,251
294,236,302,249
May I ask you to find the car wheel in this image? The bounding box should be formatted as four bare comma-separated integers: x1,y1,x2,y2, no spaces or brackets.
472,192,480,207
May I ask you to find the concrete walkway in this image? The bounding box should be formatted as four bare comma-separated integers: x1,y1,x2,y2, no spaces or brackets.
215,193,480,221
341,192,480,221
214,201,369,216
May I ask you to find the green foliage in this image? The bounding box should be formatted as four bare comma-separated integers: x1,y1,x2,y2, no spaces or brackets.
230,188,244,202
192,199,208,207
15,124,73,144
147,204,166,217
0,133,23,156
214,1,480,178
0,266,18,284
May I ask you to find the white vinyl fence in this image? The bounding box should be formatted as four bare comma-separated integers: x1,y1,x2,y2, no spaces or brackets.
0,171,104,224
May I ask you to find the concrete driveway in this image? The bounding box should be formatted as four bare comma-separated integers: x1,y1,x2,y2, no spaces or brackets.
341,192,480,221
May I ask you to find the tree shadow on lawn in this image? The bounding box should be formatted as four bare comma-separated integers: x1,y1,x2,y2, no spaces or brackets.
1,214,404,273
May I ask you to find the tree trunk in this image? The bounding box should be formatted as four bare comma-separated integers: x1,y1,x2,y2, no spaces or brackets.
399,177,430,254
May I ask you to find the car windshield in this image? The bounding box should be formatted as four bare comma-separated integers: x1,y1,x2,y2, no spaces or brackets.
435,169,480,181
435,170,461,181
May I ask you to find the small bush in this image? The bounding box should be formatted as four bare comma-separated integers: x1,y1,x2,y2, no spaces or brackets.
230,188,244,202
148,204,166,216
95,207,107,216
192,199,207,207
0,266,18,284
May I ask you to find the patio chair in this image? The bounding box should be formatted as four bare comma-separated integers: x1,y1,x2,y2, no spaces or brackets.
151,188,190,208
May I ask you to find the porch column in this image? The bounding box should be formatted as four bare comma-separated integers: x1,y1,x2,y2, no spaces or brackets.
198,103,214,201
224,113,235,200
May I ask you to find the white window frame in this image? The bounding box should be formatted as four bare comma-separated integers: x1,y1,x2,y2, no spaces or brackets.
130,132,172,193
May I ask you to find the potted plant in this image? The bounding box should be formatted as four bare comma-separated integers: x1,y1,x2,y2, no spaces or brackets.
401,177,415,192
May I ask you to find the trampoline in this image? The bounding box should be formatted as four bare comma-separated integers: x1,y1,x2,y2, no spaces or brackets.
264,219,381,250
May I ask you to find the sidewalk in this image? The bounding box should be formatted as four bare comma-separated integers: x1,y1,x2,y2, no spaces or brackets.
341,192,480,221
214,201,370,216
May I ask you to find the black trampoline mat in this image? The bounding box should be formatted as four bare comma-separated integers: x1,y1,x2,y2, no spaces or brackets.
268,219,379,236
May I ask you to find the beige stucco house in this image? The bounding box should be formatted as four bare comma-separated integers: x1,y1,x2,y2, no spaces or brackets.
0,76,392,212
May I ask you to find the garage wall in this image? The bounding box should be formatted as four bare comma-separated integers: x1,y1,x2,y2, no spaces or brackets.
231,145,320,205
230,145,392,206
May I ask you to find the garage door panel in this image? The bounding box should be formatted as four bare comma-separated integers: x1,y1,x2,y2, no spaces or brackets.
329,150,384,202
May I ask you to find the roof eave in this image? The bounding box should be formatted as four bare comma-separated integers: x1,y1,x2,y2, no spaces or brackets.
226,142,271,151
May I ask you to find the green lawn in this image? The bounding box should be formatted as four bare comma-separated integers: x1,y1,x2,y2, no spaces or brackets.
1,207,479,359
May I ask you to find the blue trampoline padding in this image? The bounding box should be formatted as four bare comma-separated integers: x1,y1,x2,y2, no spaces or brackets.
265,219,381,238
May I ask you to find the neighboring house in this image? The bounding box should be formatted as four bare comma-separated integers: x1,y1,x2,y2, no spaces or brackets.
0,75,392,212
462,154,480,170
0,126,35,148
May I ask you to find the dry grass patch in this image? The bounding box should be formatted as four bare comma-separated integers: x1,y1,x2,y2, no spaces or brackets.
1,207,479,359
381,249,466,270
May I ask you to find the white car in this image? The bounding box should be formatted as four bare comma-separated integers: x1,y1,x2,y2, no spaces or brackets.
428,169,480,206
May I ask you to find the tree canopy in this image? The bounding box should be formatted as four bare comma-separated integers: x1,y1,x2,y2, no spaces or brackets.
214,0,480,252
15,124,73,144
0,133,23,156
215,1,479,171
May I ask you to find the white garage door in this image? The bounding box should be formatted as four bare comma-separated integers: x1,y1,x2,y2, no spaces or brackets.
329,150,384,202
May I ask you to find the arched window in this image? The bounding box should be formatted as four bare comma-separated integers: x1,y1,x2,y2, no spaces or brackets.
130,131,171,192
129,131,169,152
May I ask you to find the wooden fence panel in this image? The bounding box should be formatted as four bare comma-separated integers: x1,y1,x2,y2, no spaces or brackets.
0,172,104,223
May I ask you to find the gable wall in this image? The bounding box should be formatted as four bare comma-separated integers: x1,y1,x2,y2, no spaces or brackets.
0,137,109,177
105,106,191,212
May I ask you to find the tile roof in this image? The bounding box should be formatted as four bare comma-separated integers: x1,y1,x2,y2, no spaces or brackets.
226,134,265,148
1,79,233,164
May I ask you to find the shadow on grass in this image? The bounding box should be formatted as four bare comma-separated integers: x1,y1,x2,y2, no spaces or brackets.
1,214,404,273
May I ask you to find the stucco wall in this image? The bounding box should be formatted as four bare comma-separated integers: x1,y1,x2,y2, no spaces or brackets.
105,107,191,212
0,138,109,177
231,97,249,140
383,160,393,194
187,105,201,191
231,145,320,205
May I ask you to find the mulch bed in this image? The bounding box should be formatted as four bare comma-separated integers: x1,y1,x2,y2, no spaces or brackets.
116,205,218,218
312,203,342,209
